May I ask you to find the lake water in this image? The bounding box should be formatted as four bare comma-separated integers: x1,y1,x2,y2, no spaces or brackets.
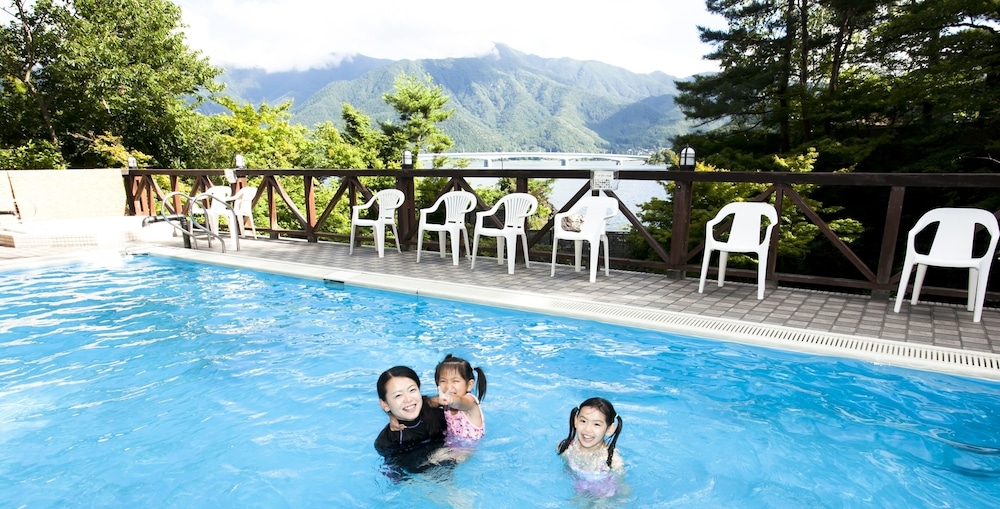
460,159,667,231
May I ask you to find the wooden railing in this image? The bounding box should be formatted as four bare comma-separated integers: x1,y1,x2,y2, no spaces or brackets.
125,168,1000,302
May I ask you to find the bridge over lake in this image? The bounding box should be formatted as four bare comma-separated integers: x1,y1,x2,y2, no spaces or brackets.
416,151,648,167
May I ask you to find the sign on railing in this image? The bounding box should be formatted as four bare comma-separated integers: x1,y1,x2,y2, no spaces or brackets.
591,170,618,190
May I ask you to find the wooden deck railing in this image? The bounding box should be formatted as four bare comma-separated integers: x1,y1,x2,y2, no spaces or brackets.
125,168,1000,302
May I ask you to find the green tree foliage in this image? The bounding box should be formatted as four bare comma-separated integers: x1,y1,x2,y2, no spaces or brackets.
0,0,220,167
0,139,63,169
380,72,455,165
676,0,1000,175
208,97,309,169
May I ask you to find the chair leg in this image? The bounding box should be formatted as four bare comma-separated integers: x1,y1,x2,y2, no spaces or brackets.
416,227,425,263
893,261,914,313
228,212,238,244
967,268,977,312
438,231,447,259
449,230,460,266
375,225,385,258
602,235,610,277
717,251,729,288
471,233,480,270
496,236,505,266
461,227,471,260
574,239,583,272
550,239,559,277
589,241,599,283
390,223,401,254
974,266,989,322
756,256,766,300
911,264,928,304
698,249,712,294
507,234,516,274
349,223,357,255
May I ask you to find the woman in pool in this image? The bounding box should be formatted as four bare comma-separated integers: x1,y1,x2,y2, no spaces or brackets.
556,397,625,498
432,354,487,448
373,365,448,474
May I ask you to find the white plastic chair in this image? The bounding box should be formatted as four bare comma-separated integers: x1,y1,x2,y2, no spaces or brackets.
550,195,619,282
417,190,476,265
350,189,405,257
698,201,779,300
893,207,999,323
471,193,538,274
192,186,237,243
228,186,258,238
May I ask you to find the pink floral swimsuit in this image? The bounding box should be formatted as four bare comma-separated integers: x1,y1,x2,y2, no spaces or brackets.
443,395,485,447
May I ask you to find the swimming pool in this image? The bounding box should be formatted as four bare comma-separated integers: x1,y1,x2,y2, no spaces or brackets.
1,255,999,508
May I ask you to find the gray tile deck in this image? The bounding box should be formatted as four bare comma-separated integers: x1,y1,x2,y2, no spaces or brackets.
4,236,1000,363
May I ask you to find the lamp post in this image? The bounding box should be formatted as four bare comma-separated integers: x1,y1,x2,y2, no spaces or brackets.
402,150,413,170
399,150,415,240
679,146,695,170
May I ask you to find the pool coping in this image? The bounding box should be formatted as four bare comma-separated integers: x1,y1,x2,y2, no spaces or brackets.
115,246,1000,383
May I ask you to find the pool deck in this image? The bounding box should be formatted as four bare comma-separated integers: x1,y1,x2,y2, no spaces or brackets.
4,236,1000,380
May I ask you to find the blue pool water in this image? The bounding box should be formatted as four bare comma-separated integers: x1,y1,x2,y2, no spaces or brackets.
1,255,999,508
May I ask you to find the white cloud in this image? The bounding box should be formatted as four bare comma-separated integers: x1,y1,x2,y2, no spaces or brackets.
173,0,724,77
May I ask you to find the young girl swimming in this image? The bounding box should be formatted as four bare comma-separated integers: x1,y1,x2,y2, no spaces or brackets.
431,354,487,448
556,397,625,498
373,365,447,474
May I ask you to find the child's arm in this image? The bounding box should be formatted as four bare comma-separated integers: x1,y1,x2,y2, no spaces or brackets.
387,413,404,432
437,391,479,412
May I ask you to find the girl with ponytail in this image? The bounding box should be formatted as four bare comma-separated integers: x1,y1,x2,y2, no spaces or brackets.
556,397,625,498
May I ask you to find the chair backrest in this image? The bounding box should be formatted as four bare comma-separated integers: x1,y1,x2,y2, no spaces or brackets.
574,196,619,235
438,191,476,223
374,189,405,221
714,202,778,246
910,207,1000,261
232,187,257,216
497,193,538,228
204,186,233,212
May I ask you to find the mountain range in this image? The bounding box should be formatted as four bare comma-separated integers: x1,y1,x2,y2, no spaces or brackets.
215,44,696,153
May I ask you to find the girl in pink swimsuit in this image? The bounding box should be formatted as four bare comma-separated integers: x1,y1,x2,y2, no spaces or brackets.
556,397,625,498
431,354,487,449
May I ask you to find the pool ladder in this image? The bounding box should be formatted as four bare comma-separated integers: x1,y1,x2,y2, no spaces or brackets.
141,191,241,252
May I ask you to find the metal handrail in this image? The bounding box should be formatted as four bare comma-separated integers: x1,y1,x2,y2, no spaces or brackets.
151,191,240,252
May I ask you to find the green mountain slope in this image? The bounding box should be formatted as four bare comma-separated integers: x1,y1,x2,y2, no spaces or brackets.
216,44,694,152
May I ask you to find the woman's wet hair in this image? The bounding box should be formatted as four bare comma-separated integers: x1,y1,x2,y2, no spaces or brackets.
377,365,420,401
434,353,487,401
556,397,623,468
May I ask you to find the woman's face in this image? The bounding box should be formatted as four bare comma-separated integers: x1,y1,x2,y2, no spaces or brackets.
379,376,423,421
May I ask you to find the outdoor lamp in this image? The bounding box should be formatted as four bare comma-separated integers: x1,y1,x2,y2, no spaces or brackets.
127,156,137,169
402,150,413,169
234,154,246,169
679,146,696,170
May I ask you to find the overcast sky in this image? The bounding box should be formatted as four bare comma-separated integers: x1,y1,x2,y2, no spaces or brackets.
171,0,725,77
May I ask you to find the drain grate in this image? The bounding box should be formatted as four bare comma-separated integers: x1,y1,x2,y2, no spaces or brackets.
548,299,1000,380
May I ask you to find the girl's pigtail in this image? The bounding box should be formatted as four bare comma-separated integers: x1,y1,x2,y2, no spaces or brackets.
473,366,487,401
557,407,579,455
605,415,623,468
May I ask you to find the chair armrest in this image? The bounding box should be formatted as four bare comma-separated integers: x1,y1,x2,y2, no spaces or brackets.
419,201,443,217
352,195,377,212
